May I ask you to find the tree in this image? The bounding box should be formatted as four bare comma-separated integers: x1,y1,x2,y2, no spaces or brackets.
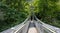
37,0,60,27
0,0,29,32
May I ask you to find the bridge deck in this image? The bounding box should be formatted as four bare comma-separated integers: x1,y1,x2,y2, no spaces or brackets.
28,27,38,33
1,20,60,33
28,21,38,33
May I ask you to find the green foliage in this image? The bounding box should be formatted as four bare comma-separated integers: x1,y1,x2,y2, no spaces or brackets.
0,0,60,32
36,0,60,28
0,0,29,32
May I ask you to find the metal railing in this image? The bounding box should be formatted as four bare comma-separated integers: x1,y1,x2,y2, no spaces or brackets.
1,14,58,33
14,15,57,33
14,21,30,33
34,15,57,33
13,15,30,33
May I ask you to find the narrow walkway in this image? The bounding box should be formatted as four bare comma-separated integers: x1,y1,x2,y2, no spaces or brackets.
28,21,38,33
28,27,38,33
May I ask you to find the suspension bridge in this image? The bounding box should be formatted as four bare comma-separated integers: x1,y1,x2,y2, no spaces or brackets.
0,15,60,33
0,0,60,33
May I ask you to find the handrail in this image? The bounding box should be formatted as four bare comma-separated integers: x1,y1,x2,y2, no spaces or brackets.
34,15,57,33
14,21,30,33
13,15,30,33
14,24,25,33
43,26,56,33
